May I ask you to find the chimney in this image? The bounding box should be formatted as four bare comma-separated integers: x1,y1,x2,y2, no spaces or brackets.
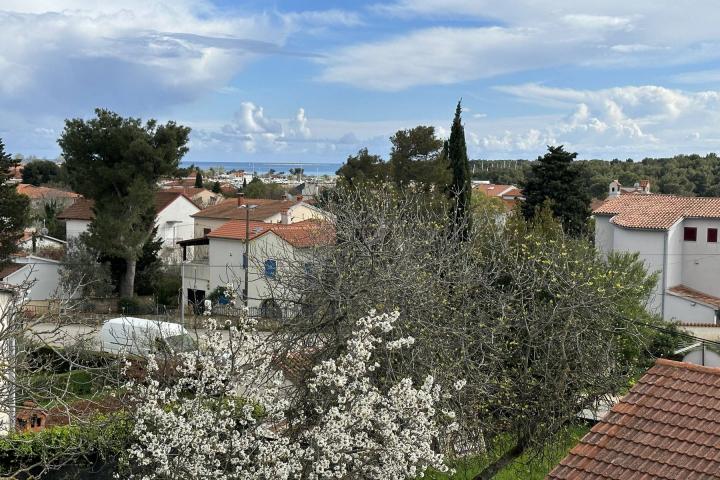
608,180,621,198
237,193,245,208
281,209,290,225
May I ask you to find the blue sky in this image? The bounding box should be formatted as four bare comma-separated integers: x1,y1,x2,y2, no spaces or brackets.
2,1,720,164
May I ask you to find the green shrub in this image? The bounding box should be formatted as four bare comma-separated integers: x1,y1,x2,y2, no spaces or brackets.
0,412,132,476
154,270,181,307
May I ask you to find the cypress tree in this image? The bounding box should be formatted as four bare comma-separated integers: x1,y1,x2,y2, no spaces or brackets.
448,100,472,238
194,171,203,188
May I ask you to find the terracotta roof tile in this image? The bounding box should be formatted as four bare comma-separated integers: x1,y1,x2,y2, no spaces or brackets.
593,195,720,230
16,184,80,200
473,184,516,197
58,192,197,220
547,359,720,480
207,219,333,248
57,198,94,220
192,198,306,222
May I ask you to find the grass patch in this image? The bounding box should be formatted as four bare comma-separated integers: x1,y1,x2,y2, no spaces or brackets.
426,423,590,480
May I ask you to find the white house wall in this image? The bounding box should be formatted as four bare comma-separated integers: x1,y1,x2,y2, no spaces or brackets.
155,197,199,247
612,227,666,314
65,219,90,240
594,216,614,255
6,260,61,301
199,232,304,309
664,293,716,325
0,290,12,435
679,218,720,298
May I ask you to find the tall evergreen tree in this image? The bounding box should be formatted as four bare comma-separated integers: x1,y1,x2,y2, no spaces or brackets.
194,171,203,188
212,181,221,194
521,145,591,236
60,109,190,296
447,101,472,238
0,139,30,265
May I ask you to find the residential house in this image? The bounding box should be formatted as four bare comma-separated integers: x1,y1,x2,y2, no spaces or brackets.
15,184,80,211
17,229,66,254
548,359,720,480
179,219,332,312
0,255,62,301
58,192,200,261
191,197,325,238
594,193,720,325
472,181,524,210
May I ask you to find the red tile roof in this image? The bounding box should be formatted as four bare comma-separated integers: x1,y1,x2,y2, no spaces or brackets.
58,192,198,220
192,198,305,222
667,285,720,309
207,219,333,248
0,263,25,280
548,358,720,480
593,194,720,230
473,184,516,197
16,184,80,200
57,198,94,220
161,186,210,197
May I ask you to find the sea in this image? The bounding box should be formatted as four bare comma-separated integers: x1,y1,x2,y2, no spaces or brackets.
180,161,342,176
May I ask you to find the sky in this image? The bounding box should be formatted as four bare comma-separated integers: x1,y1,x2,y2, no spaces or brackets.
2,1,720,164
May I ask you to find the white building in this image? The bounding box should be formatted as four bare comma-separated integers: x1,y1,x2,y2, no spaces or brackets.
0,256,62,301
191,197,326,238
179,219,332,313
58,192,201,262
594,192,720,325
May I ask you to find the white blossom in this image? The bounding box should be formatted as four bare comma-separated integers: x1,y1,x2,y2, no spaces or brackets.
123,309,453,479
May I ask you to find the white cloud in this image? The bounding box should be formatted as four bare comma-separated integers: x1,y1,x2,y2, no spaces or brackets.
464,84,720,158
324,1,720,90
0,2,353,114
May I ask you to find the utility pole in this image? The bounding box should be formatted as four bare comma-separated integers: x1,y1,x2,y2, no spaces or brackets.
180,260,186,326
244,204,250,306
237,195,257,307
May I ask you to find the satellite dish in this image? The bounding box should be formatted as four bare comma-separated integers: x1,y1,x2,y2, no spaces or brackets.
40,227,48,236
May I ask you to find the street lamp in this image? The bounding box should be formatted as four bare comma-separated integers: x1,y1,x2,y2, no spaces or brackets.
238,201,258,307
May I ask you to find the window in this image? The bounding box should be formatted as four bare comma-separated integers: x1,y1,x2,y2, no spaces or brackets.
264,259,277,278
684,227,697,241
709,228,718,243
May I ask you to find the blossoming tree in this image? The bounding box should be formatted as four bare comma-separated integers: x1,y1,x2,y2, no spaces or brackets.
123,309,456,479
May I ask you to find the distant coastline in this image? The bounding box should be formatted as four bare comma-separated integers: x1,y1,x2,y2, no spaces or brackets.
180,161,342,176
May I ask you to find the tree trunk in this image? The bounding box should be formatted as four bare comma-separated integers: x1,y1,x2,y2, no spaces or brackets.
120,258,136,298
472,439,527,480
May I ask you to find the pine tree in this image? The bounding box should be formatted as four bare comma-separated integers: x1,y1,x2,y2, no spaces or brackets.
195,171,203,188
212,181,221,194
447,100,472,239
521,145,591,236
60,109,190,296
0,139,30,265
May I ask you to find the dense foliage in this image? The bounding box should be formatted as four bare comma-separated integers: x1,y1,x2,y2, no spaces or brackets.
21,159,61,186
0,138,30,265
275,186,679,480
521,146,591,236
59,108,190,296
473,153,720,199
